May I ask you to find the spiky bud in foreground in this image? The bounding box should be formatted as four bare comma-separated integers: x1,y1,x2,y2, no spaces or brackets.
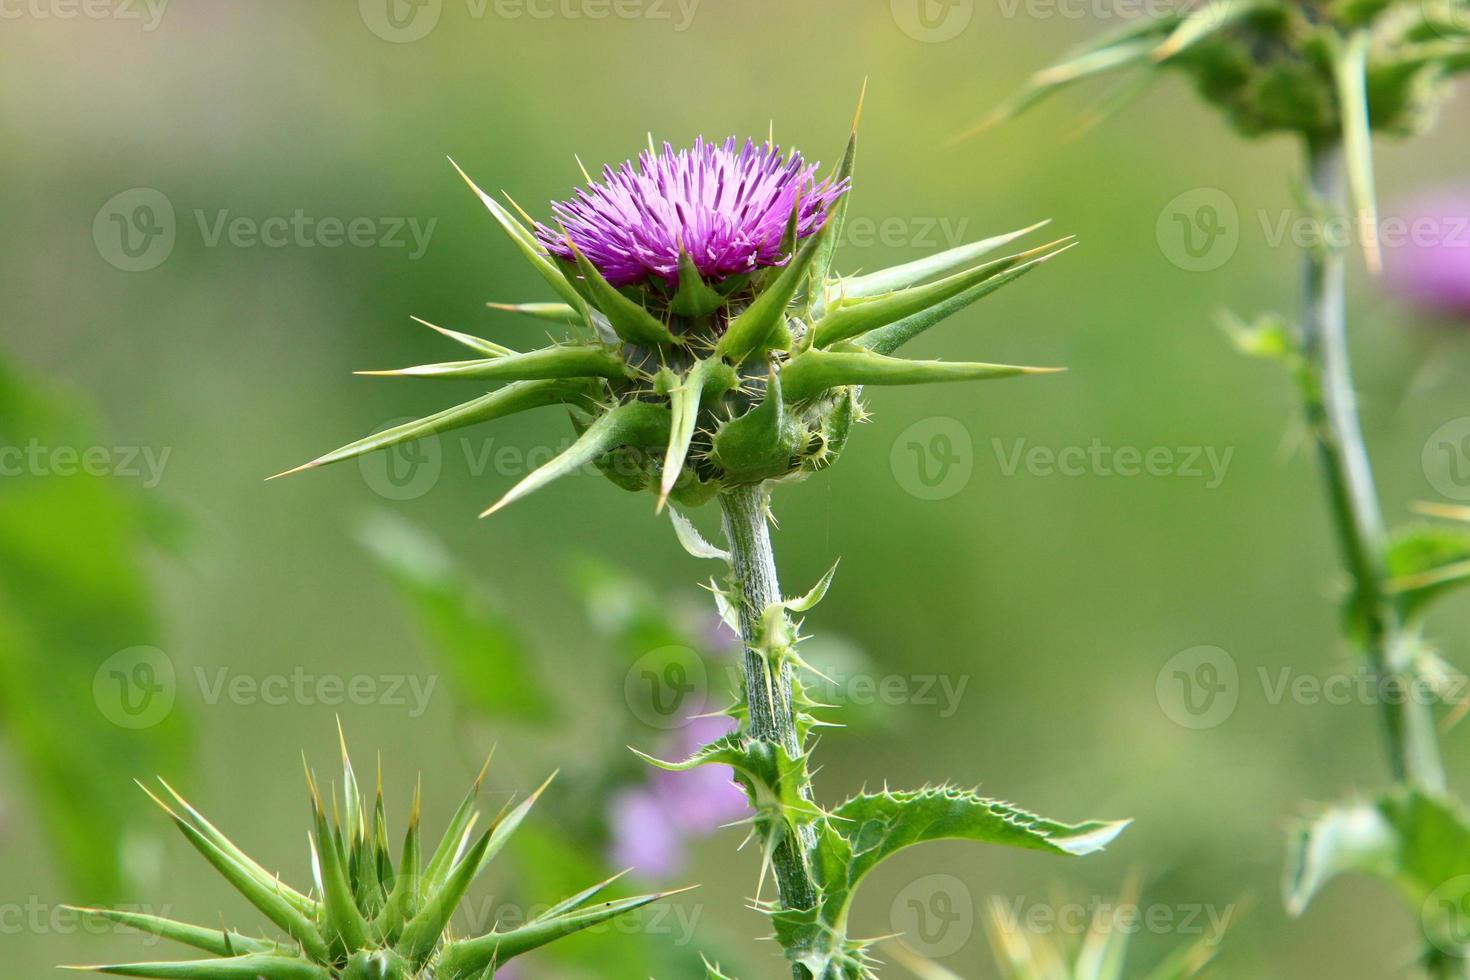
981,0,1470,271
274,93,1072,514
64,732,679,979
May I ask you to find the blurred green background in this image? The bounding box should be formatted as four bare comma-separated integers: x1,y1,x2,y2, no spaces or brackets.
3,1,1470,976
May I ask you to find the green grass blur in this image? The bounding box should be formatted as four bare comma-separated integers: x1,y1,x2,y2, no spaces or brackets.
3,2,1470,976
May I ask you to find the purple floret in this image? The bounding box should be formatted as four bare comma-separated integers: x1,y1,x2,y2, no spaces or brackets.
536,136,848,288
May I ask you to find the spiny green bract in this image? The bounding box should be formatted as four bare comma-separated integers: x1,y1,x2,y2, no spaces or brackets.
63,730,679,979
273,96,1074,516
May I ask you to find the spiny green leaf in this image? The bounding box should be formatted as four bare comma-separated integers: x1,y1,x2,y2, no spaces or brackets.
63,908,273,958
813,239,1074,347
565,237,680,345
398,828,494,965
859,243,1073,356
811,82,864,292
378,780,423,938
780,349,1061,402
155,779,315,916
785,560,839,613
474,771,556,876
143,788,328,961
449,158,590,326
437,890,682,977
831,221,1051,303
486,301,581,325
355,345,630,382
481,400,671,516
421,755,491,896
270,379,594,479
1386,524,1470,622
536,868,631,921
669,506,730,562
67,955,333,979
305,767,370,953
963,26,1171,137
1283,801,1397,916
658,358,737,509
411,316,516,358
834,787,1129,872
716,219,833,364
795,788,1127,968
702,956,742,980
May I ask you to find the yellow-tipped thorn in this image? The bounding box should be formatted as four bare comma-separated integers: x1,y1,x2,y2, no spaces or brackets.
574,153,594,184
502,191,538,228
851,76,868,134
265,457,325,481
478,496,511,519
446,156,482,199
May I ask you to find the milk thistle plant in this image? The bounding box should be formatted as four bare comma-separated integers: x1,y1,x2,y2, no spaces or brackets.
989,4,1470,975
254,93,1132,979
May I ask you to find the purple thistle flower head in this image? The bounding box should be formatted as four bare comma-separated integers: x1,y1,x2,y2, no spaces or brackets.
536,136,849,289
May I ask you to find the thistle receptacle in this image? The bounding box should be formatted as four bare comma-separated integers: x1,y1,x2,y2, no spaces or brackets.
276,91,1072,515
65,730,680,979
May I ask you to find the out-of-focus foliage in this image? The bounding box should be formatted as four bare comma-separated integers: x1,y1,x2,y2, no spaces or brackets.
0,358,190,901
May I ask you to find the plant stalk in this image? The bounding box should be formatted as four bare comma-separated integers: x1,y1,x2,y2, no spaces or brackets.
719,483,818,979
1298,137,1446,795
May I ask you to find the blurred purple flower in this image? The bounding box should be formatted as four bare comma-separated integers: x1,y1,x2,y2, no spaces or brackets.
536,136,848,288
1385,191,1470,319
609,713,749,879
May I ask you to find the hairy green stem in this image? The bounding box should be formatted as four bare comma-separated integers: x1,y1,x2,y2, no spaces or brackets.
1298,137,1446,795
719,483,818,979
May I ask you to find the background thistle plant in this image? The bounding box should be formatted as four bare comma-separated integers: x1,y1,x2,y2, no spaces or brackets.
981,0,1470,272
992,5,1470,977
65,730,677,979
